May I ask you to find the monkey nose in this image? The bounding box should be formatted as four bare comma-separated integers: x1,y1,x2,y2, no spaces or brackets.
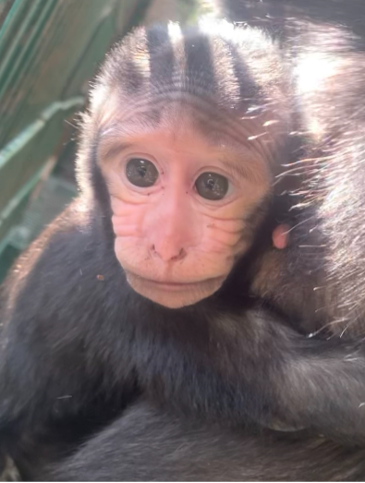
151,244,187,262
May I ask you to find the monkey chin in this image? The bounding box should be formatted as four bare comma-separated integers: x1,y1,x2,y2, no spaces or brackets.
125,271,225,309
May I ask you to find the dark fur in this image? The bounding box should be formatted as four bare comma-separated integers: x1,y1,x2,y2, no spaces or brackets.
52,5,365,482
2,16,365,481
51,401,365,482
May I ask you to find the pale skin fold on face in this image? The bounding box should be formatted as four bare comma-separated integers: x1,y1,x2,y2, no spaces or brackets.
97,102,287,309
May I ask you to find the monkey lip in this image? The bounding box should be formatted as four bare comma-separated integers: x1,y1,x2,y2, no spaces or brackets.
125,271,224,292
125,270,225,307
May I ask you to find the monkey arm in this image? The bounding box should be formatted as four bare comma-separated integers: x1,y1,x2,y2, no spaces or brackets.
235,316,365,446
137,307,365,447
49,401,365,482
0,202,138,471
269,319,365,446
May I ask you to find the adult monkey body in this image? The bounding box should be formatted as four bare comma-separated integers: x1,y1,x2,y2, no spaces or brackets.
1,16,365,482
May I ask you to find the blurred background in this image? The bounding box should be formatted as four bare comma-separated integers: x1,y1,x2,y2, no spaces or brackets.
0,0,363,282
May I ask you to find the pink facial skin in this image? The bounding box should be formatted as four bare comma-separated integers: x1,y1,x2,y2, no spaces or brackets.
98,110,274,309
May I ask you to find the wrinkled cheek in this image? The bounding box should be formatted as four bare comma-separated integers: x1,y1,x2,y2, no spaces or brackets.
201,223,247,258
111,194,147,223
111,208,149,271
110,193,138,216
113,237,148,270
110,196,148,240
112,216,141,239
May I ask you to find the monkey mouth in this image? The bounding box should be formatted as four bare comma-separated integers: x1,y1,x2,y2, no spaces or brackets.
125,271,224,292
125,270,225,307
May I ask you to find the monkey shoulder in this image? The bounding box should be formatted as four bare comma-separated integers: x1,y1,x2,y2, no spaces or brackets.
1,200,117,322
0,199,137,428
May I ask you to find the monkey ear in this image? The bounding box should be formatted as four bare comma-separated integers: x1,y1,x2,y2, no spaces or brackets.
272,224,289,249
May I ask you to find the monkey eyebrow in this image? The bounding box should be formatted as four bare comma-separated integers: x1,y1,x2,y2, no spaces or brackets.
99,142,134,161
99,135,264,181
220,156,267,183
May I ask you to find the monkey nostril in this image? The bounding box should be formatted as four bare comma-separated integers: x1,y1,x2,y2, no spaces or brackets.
150,245,186,262
171,248,187,262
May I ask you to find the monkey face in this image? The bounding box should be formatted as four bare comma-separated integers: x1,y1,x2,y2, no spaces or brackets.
98,106,272,308
85,21,289,309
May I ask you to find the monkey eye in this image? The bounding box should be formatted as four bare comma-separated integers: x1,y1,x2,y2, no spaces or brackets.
195,172,229,200
125,158,159,187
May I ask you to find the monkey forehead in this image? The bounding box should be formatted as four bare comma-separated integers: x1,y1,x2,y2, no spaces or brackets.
91,21,289,121
92,79,283,132
95,91,287,170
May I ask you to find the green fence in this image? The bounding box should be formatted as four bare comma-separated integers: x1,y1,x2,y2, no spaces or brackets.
0,0,150,281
